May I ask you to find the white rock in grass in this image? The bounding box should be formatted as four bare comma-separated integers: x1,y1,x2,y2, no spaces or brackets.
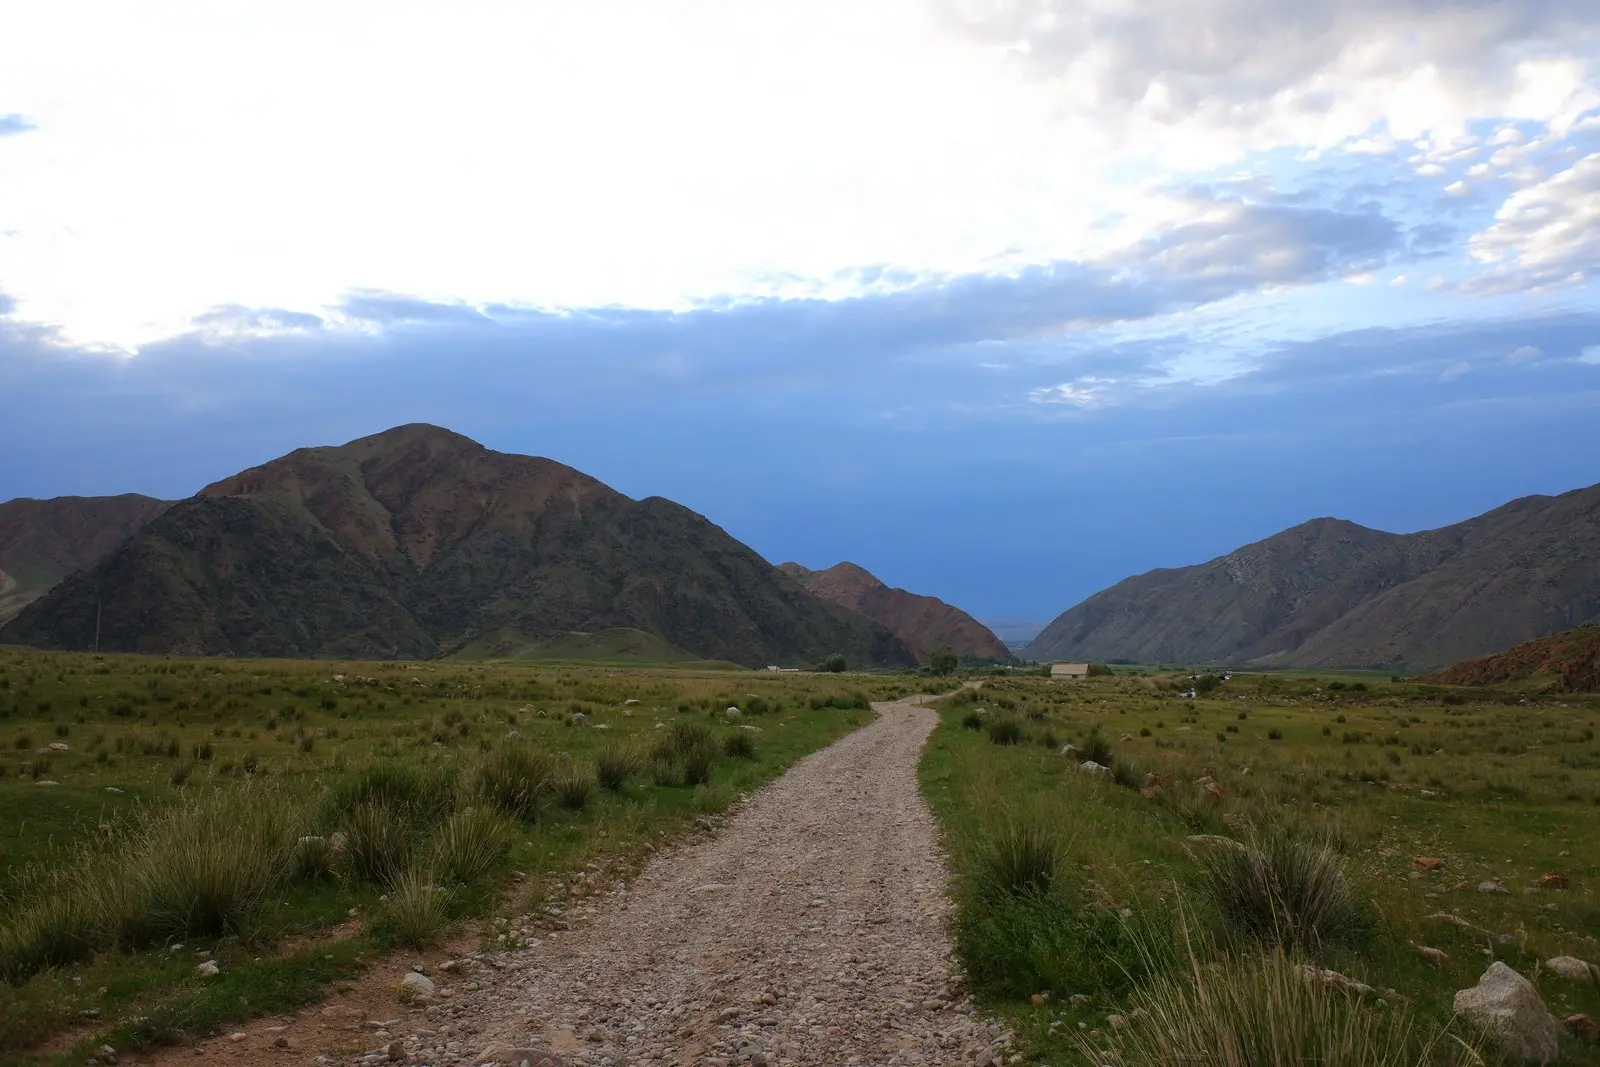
726,706,742,717
48,741,69,751
1546,957,1599,983
197,960,220,977
1078,761,1110,776
1452,962,1560,1064
400,971,436,996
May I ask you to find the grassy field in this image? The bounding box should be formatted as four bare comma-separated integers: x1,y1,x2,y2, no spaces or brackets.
921,672,1600,1065
0,647,927,1065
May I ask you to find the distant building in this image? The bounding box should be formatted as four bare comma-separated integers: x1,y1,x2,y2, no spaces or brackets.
1050,662,1091,680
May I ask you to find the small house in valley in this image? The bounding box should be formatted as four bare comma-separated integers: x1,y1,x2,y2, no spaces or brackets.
1050,662,1090,680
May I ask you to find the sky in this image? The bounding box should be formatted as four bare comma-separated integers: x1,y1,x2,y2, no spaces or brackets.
2,1,1599,631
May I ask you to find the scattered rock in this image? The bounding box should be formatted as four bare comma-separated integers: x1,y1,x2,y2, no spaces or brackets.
572,712,589,726
624,699,640,706
1478,881,1510,895
725,706,742,717
196,960,219,978
1452,962,1560,1064
273,1035,289,1048
1533,871,1569,890
1029,992,1048,1006
1412,943,1449,967
1059,744,1079,757
228,1032,248,1043
48,741,69,751
1545,957,1598,984
1412,857,1445,870
1119,733,1134,742
1563,1014,1598,1042
399,971,436,997
35,780,60,786
1107,1014,1127,1029
386,1040,405,1061
1078,760,1110,776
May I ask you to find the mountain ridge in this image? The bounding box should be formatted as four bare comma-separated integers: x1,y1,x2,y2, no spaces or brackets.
1025,483,1600,670
777,560,1016,664
2,425,917,668
0,494,172,625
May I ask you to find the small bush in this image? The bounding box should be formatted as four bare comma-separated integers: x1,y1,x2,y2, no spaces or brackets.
291,834,337,882
1268,728,1283,740
723,732,755,759
430,807,509,885
648,753,677,786
985,718,1024,745
1198,833,1366,951
1082,727,1114,766
681,742,716,786
554,766,595,810
1111,757,1143,790
960,711,983,731
595,741,641,791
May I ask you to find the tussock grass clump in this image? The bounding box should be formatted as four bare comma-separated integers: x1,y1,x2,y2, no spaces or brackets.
985,718,1024,745
681,742,716,786
974,820,1061,898
292,833,338,882
652,721,719,787
1082,727,1114,766
595,740,641,790
327,762,455,822
429,807,509,885
475,745,554,821
0,871,99,982
554,766,595,810
342,801,414,885
723,732,755,759
960,711,984,731
1077,948,1462,1067
1111,755,1144,790
376,867,450,949
1199,833,1366,951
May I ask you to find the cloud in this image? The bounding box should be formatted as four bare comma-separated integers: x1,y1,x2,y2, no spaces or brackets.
1507,345,1542,363
1467,153,1600,290
340,293,493,326
1439,360,1472,381
191,305,325,337
0,114,35,137
1029,379,1112,405
937,1,1600,152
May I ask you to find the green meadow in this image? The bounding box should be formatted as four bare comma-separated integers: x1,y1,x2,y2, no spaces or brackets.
0,648,924,1065
922,671,1600,1065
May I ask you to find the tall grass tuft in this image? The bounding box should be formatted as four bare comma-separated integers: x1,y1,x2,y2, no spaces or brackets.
1082,726,1114,766
1077,947,1466,1067
1199,832,1366,951
475,744,554,821
985,718,1024,745
723,732,756,759
974,819,1061,897
342,801,414,885
429,807,509,886
0,870,99,982
554,766,595,810
327,762,455,823
595,740,641,790
376,867,450,949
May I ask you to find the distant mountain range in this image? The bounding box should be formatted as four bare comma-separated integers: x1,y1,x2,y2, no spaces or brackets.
1421,624,1600,693
776,561,1015,664
1,425,916,668
0,495,172,626
1026,484,1600,670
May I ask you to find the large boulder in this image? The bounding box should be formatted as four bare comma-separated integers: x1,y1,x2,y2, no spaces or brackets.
1546,956,1598,984
1452,962,1560,1063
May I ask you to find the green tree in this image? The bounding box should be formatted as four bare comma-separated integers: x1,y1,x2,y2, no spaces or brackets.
928,645,959,675
821,653,847,673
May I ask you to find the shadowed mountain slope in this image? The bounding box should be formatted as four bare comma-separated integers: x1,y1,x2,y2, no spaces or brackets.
2,425,915,667
1025,484,1600,670
777,561,1016,664
0,495,172,626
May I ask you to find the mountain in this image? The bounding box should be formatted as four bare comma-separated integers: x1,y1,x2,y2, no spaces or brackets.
1,425,917,668
777,561,1016,664
1419,624,1600,693
0,495,172,626
1025,484,1600,670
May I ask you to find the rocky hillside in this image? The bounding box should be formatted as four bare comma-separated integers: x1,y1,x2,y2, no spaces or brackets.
777,561,1015,664
2,425,916,668
0,494,171,626
1419,625,1600,693
1026,483,1600,670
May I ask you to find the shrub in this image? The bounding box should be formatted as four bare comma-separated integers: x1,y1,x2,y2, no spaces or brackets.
595,740,641,791
1082,727,1114,766
821,653,847,673
723,732,755,759
376,867,449,949
430,807,509,885
1076,948,1461,1067
475,745,554,821
554,766,595,810
985,718,1024,745
960,711,983,731
1111,756,1143,790
681,742,716,786
1198,833,1366,951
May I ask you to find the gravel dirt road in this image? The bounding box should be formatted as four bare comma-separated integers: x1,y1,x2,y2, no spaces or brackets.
158,696,1008,1067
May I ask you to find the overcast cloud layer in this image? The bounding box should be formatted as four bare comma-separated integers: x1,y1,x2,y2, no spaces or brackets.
1,1,1598,623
